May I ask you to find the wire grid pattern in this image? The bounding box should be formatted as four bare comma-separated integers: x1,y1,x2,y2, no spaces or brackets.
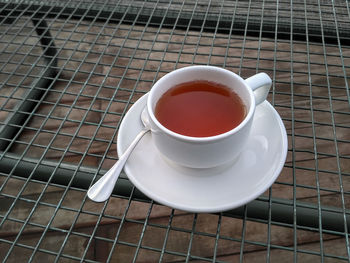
0,0,349,262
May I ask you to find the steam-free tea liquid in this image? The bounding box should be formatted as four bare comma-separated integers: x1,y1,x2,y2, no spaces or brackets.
155,80,246,137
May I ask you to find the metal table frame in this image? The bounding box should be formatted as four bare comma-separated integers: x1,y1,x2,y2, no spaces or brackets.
1,0,349,262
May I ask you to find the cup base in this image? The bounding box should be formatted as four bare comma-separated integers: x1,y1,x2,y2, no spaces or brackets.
158,151,240,175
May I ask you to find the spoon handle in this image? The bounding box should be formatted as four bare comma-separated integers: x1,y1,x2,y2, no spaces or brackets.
87,128,150,202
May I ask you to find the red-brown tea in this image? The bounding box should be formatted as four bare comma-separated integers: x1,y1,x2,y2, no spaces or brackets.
155,80,246,137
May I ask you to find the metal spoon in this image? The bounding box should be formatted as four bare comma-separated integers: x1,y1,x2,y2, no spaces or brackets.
87,107,150,202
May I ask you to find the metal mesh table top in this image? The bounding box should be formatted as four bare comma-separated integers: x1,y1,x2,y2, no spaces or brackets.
0,0,349,262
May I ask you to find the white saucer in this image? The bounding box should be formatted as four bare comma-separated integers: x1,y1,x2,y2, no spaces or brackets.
117,94,288,213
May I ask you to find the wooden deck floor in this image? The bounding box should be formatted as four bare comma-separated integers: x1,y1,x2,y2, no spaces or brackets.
1,14,349,262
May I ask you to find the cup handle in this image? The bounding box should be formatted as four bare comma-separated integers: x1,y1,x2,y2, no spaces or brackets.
245,73,272,105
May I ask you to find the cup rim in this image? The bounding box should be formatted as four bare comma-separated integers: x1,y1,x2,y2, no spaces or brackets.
147,65,256,143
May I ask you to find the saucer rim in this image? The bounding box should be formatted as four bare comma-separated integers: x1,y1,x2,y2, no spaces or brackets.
117,93,288,213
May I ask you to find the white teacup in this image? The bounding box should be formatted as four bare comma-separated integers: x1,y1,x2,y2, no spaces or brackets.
147,65,272,168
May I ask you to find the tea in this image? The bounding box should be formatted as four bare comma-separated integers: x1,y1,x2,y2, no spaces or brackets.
155,80,246,137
